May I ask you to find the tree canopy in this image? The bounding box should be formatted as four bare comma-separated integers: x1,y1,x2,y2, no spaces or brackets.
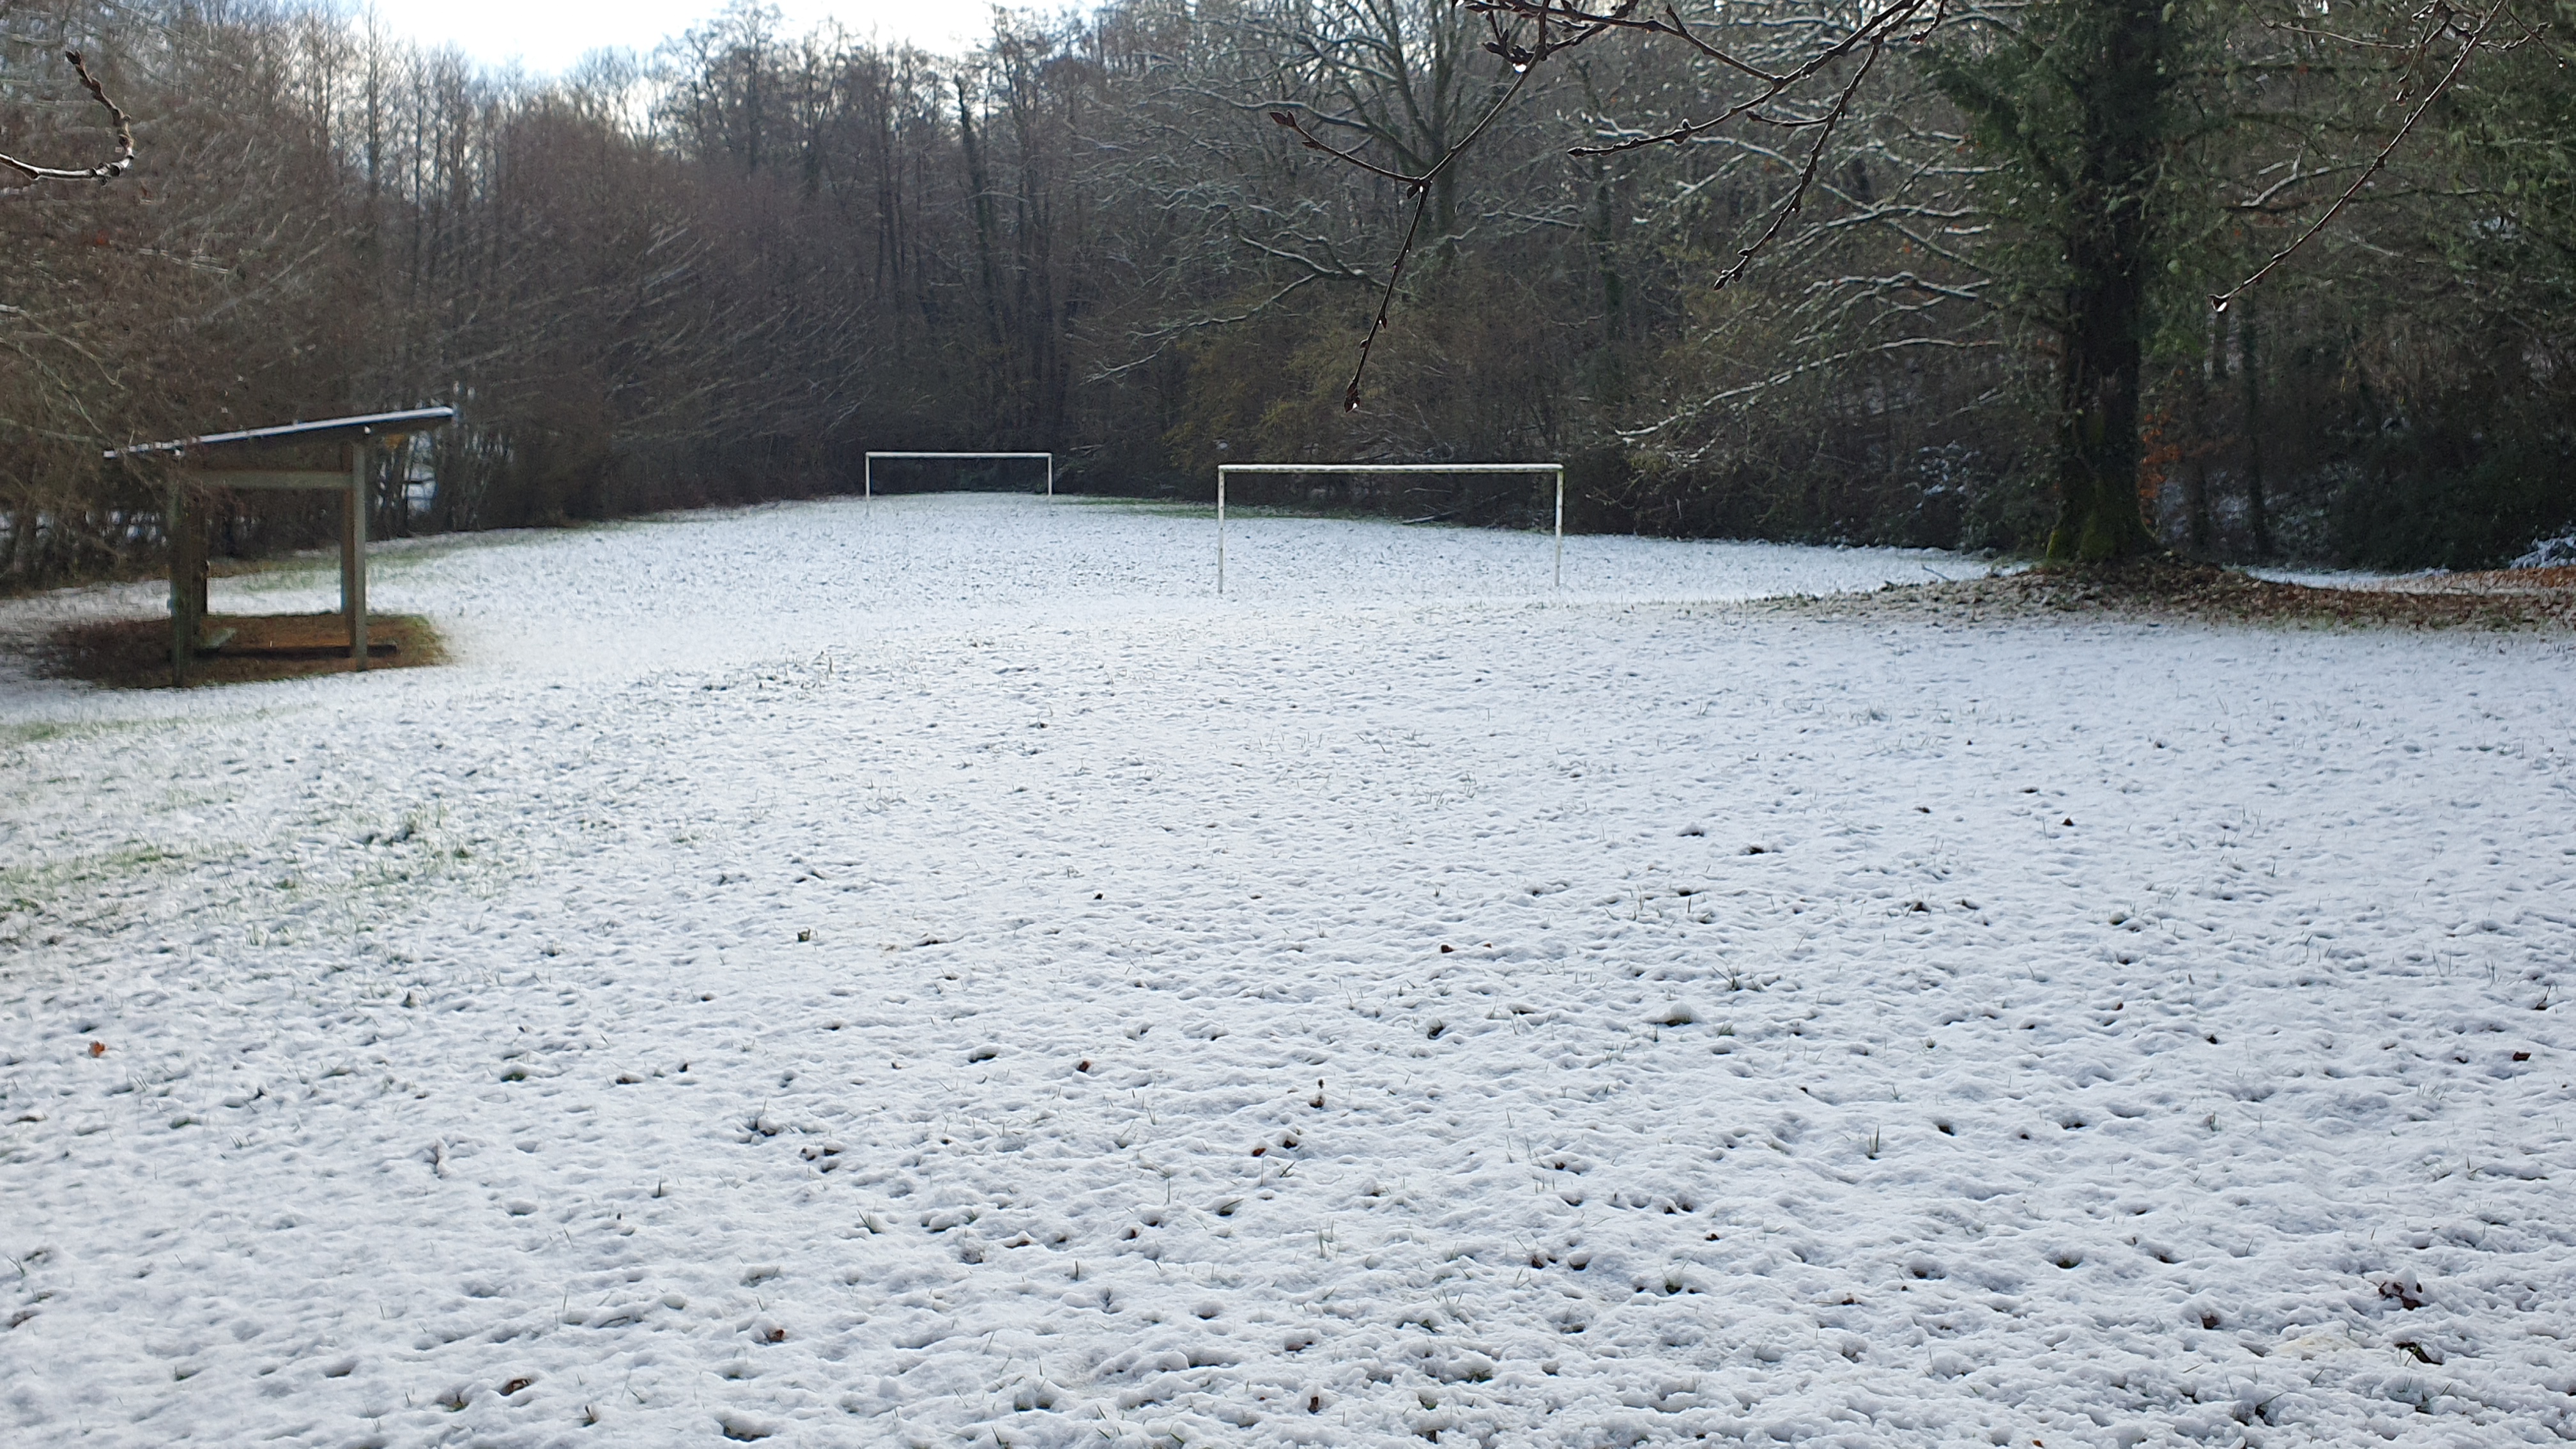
1,0,2568,585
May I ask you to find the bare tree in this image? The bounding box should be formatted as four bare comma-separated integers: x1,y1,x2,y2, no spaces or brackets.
4,0,2559,585
1264,0,2545,562
1261,0,1936,408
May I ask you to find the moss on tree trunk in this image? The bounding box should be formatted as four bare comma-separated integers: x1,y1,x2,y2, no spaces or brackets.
1928,0,2182,565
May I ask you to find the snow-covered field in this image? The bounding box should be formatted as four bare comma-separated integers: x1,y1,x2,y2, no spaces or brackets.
3,494,2572,1449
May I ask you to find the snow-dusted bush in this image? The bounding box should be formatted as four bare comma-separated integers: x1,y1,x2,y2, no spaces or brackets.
2510,531,2576,569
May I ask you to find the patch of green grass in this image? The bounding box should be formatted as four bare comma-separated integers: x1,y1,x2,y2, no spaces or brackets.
0,721,75,747
1,841,192,912
0,716,173,750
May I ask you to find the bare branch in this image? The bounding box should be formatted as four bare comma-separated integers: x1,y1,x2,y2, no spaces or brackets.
1563,0,1929,156
2212,0,2505,310
0,52,136,185
1708,33,1887,291
1091,273,1344,382
1269,109,1429,187
1269,0,1952,408
1346,182,1436,411
1622,335,2007,445
1264,52,1537,409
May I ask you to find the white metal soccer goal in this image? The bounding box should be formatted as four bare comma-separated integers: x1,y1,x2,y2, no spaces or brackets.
865,452,1055,498
1213,462,1567,594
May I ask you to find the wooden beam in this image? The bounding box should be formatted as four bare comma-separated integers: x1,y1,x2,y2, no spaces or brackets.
185,468,351,491
106,406,457,461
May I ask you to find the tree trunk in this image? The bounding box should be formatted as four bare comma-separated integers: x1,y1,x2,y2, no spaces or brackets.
956,79,1011,426
2186,314,2216,554
2047,265,2157,560
2241,301,2272,558
2043,0,2170,564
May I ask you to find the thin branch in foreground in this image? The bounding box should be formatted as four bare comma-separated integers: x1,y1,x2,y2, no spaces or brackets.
1269,0,1924,406
0,52,136,184
2211,0,2501,310
1267,65,1534,410
1346,183,1435,412
1621,335,2004,445
1560,0,1930,155
1707,33,1887,293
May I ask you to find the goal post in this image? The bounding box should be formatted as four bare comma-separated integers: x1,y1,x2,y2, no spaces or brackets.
1214,463,1566,594
864,452,1054,498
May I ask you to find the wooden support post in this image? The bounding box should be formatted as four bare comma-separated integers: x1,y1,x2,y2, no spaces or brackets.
344,440,369,671
167,482,191,687
187,484,210,625
111,410,452,687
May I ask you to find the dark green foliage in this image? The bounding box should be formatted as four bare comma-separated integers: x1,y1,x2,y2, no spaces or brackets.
2329,411,2576,571
1920,0,2190,561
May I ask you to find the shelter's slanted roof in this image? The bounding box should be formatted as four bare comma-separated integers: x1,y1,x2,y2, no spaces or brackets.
105,406,457,460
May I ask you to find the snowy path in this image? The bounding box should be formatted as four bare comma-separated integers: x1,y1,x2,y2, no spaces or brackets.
3,496,2572,1448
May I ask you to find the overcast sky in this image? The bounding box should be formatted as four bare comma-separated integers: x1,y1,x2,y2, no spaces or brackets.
360,1,1009,75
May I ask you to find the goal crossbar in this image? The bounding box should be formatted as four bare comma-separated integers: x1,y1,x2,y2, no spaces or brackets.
866,451,1054,498
1215,462,1566,594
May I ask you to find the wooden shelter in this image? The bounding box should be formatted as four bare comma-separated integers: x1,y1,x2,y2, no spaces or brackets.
105,407,456,686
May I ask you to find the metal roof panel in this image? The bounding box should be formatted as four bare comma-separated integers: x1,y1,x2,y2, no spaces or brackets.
105,406,457,459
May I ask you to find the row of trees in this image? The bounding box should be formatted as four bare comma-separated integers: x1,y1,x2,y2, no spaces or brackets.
1,0,2568,586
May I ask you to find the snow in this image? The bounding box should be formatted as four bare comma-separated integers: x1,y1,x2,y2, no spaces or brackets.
2513,534,2576,571
2242,567,2420,592
4,493,2573,1448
